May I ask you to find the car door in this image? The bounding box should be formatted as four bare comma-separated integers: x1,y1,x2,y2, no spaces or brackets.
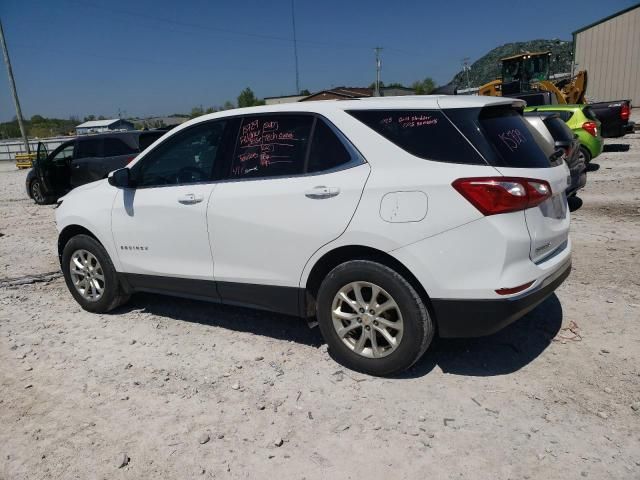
208,114,370,313
38,141,74,195
72,137,102,188
111,119,233,296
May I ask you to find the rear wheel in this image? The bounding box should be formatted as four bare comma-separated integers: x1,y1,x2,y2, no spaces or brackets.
61,234,130,313
316,260,434,376
578,146,592,164
30,179,53,205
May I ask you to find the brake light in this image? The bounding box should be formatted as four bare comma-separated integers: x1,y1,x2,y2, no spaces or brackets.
582,121,598,137
452,177,552,216
621,103,630,121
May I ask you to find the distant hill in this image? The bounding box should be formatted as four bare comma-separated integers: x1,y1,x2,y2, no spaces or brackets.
450,39,574,89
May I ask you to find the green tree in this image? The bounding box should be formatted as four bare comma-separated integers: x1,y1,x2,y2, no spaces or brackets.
299,89,311,96
83,115,96,122
237,87,264,108
30,114,45,123
412,77,437,95
222,101,235,110
190,107,204,118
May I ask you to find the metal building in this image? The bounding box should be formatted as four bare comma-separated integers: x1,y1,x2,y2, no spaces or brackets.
75,118,134,135
573,3,640,105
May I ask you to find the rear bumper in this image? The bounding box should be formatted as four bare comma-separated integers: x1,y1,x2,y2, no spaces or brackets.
432,258,571,338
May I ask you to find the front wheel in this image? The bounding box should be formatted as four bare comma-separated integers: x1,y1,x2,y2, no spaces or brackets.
30,179,53,205
316,260,434,376
61,234,130,313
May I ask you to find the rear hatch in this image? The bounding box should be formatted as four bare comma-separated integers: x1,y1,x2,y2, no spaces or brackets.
445,101,570,263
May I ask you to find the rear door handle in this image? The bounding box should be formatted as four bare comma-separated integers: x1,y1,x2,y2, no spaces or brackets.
305,186,340,199
177,193,204,205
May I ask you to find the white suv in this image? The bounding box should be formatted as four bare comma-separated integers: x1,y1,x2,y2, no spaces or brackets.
56,96,571,376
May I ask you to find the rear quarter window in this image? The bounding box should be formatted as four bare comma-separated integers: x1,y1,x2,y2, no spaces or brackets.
347,110,485,165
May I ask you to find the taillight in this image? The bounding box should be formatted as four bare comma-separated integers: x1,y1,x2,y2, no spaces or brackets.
452,177,552,216
582,121,598,137
621,103,630,121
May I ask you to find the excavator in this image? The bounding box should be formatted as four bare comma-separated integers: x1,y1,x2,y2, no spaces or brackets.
478,51,587,104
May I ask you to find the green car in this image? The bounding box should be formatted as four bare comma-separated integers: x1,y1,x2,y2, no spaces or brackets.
524,104,603,163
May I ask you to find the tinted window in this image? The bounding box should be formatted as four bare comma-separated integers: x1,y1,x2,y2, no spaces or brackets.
103,137,137,156
307,120,352,173
543,117,574,142
582,106,598,121
138,132,165,151
51,144,75,164
231,115,313,178
478,107,551,168
134,121,226,187
76,139,101,158
538,109,573,122
347,110,484,164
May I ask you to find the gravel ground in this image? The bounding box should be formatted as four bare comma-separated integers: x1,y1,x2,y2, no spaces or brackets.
1,135,639,479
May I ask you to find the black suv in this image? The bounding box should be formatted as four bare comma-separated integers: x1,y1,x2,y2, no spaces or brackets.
26,130,167,204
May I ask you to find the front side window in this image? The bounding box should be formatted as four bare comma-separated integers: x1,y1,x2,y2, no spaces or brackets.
347,109,484,164
76,139,101,158
133,121,226,187
230,115,313,178
52,144,75,164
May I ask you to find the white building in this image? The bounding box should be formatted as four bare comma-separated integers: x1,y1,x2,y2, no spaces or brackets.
75,118,134,135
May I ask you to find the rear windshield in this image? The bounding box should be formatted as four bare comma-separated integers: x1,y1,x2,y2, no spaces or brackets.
475,107,551,168
347,110,485,165
543,117,574,142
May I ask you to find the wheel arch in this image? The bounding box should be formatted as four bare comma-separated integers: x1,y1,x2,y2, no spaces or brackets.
303,245,433,319
57,224,103,265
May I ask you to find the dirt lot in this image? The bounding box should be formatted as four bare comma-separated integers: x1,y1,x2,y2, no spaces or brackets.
1,134,639,480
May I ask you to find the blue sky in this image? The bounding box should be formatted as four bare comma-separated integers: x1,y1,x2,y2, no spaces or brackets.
0,0,636,121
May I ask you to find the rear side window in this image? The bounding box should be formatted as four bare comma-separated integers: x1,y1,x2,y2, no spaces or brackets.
103,137,137,156
231,115,313,178
347,110,484,164
76,138,101,158
477,107,551,168
307,120,352,173
138,132,165,151
543,117,574,142
540,109,573,122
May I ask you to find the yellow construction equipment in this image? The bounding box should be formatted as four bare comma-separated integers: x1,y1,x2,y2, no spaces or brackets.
478,51,587,104
15,152,35,169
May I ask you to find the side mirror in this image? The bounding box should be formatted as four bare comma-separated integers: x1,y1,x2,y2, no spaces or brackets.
108,168,132,188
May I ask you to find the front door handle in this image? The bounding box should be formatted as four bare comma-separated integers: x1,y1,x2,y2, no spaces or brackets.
177,193,204,205
305,186,340,200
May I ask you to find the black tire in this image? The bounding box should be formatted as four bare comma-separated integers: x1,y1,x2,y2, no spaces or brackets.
316,260,434,376
578,146,592,165
61,234,130,313
30,179,53,205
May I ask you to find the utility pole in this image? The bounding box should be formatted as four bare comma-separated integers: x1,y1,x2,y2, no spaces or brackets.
0,18,30,153
462,57,471,90
374,47,383,96
291,0,300,94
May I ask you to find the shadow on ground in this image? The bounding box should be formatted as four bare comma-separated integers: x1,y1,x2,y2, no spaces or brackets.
117,290,562,378
405,294,563,378
603,143,630,152
568,196,583,212
118,293,324,347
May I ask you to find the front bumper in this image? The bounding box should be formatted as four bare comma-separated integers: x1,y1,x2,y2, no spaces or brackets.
432,258,571,338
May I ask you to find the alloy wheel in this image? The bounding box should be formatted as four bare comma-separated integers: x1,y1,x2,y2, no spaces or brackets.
31,181,44,203
331,281,404,358
69,249,105,301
